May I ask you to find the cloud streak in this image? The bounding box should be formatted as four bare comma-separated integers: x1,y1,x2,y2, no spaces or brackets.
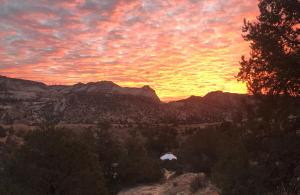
0,0,258,100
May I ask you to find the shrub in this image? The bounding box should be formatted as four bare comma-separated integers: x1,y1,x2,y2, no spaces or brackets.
179,127,219,175
0,126,7,138
141,125,179,157
118,133,163,186
190,175,208,193
0,127,109,195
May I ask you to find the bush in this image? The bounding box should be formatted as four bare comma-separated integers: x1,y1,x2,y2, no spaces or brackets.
190,175,208,193
179,128,219,175
15,129,27,138
211,121,300,195
141,125,178,157
118,133,163,186
0,126,7,138
0,127,109,195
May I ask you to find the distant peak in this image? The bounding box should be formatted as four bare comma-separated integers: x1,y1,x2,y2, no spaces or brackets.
97,80,117,85
203,91,225,97
0,75,47,89
206,90,224,95
74,82,84,86
142,85,154,91
181,95,202,103
82,81,120,89
187,95,202,100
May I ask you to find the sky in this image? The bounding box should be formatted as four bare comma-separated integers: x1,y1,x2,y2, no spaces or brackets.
0,0,259,101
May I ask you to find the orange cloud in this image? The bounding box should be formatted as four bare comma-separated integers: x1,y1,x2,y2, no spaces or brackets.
0,0,259,101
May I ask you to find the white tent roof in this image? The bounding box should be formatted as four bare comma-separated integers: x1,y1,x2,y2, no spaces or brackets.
160,153,177,161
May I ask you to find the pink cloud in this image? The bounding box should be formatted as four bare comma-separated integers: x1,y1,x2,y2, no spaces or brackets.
0,0,259,101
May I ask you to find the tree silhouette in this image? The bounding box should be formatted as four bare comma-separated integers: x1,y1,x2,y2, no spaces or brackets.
0,127,108,195
211,1,300,194
237,0,300,97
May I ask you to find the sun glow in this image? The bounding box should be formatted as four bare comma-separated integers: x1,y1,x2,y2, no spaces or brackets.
0,0,258,101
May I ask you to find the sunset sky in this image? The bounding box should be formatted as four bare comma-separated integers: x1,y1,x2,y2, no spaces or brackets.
0,0,259,101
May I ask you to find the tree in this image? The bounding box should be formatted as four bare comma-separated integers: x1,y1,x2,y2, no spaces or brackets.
0,127,108,195
237,0,300,97
118,133,162,186
233,4,300,192
180,128,219,175
93,122,126,193
0,126,7,138
141,126,178,157
211,120,300,195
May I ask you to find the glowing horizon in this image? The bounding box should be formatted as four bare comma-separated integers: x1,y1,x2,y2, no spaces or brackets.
0,0,259,101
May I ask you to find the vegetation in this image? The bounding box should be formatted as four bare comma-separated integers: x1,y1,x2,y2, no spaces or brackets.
0,126,7,138
0,124,165,195
0,127,108,195
179,127,218,175
0,1,298,194
237,0,300,97
212,119,300,195
190,174,209,193
118,133,163,186
140,125,179,157
212,0,300,194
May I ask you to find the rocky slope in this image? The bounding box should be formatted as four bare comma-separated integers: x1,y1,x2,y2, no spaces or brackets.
0,76,162,124
166,91,256,123
0,75,271,125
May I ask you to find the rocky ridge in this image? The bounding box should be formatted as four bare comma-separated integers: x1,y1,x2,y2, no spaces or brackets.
0,75,266,125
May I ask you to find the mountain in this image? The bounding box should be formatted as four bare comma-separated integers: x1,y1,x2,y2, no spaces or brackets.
0,75,47,100
3,75,294,125
166,91,254,123
0,76,161,124
0,76,159,101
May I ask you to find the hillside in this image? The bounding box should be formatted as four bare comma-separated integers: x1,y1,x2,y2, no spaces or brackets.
0,76,161,124
2,75,297,125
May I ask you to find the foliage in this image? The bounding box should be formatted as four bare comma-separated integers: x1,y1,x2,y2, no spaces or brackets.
97,120,112,131
141,125,179,157
211,120,300,195
118,133,163,186
0,122,166,195
212,123,261,195
237,0,300,96
93,123,126,193
0,126,7,138
219,0,300,194
190,175,209,193
0,127,108,195
179,128,219,175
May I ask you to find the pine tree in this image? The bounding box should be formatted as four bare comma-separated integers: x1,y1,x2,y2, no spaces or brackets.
237,0,300,97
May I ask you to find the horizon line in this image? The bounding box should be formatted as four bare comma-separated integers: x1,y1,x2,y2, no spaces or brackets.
0,74,248,102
